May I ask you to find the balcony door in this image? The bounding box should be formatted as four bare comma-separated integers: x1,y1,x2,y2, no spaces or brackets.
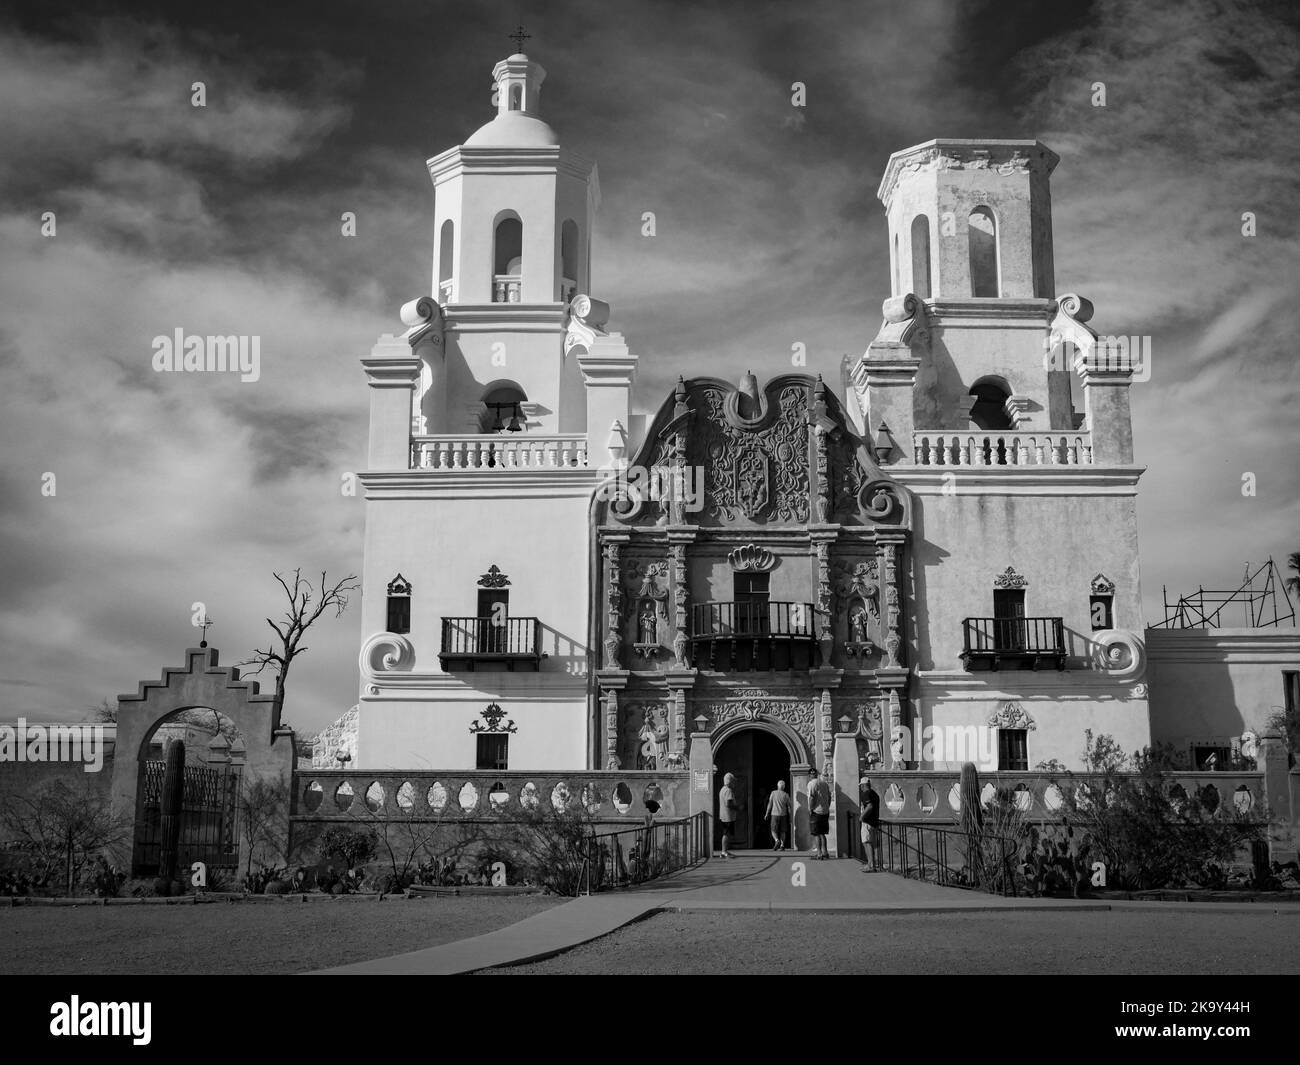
993,588,1026,650
478,589,508,654
734,572,770,635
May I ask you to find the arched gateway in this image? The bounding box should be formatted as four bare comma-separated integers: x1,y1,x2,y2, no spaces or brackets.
112,647,296,878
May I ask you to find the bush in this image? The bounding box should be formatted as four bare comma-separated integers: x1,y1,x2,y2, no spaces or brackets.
319,827,376,869
82,856,126,898
1052,732,1268,891
243,865,285,895
264,879,291,895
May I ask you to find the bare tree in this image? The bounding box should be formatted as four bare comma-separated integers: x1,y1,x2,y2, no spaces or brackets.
244,569,360,717
238,774,292,876
0,779,131,896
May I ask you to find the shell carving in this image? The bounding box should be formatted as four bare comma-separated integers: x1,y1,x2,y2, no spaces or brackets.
728,544,776,572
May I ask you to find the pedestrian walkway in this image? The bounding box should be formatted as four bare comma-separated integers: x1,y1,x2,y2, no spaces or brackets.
314,850,1104,975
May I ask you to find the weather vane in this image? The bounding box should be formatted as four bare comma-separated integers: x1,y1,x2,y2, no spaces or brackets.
198,614,214,647
509,24,530,53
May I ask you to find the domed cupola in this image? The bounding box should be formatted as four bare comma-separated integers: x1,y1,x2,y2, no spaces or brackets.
464,53,559,148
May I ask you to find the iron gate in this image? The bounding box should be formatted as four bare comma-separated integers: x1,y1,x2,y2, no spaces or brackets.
132,760,241,876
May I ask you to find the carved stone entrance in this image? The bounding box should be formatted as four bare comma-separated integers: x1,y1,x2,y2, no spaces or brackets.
713,728,792,849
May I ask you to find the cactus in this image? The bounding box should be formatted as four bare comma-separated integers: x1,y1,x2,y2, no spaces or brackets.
958,762,983,885
1022,822,1093,897
264,879,291,895
156,739,186,892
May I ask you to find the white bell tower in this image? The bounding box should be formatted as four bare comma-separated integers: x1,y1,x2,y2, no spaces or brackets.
421,47,599,436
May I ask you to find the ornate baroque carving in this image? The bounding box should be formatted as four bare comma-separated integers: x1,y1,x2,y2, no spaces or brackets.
880,544,902,669
361,633,415,674
702,696,816,754
728,544,776,572
603,688,620,769
669,544,690,669
993,566,1028,589
469,702,518,734
1090,572,1116,595
603,542,623,669
987,701,1036,731
478,564,511,588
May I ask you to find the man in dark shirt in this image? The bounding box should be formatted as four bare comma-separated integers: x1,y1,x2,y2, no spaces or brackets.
860,777,882,872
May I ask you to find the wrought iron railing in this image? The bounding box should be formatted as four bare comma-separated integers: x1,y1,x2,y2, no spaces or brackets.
440,616,542,662
690,601,817,639
579,812,710,894
961,616,1065,663
873,821,1020,896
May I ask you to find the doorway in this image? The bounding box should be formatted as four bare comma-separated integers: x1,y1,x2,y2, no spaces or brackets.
713,728,792,850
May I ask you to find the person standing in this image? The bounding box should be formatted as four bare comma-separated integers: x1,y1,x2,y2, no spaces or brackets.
860,777,882,872
807,768,831,860
717,772,739,859
764,779,792,850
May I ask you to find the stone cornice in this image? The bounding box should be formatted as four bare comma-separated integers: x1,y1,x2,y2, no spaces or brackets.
1146,628,1300,660
361,356,421,388
358,468,600,497
361,675,588,696
427,144,596,184
926,298,1055,323
877,139,1059,209
894,467,1145,493
443,305,569,332
913,669,1143,698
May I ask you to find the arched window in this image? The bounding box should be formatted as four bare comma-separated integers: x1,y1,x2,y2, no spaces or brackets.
560,219,578,303
480,382,528,436
968,377,1013,431
493,216,522,303
968,206,999,297
509,84,523,111
386,575,411,634
910,215,931,299
438,220,454,302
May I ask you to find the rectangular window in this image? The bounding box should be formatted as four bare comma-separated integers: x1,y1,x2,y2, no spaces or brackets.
733,572,770,635
476,733,508,771
1089,595,1113,631
1285,671,1299,717
387,595,410,634
998,729,1028,771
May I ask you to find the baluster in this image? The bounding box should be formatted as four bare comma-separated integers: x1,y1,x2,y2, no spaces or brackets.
1081,438,1092,464
925,437,937,465
1016,437,1029,465
961,436,973,466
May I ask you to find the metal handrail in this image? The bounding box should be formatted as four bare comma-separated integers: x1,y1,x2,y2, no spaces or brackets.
874,820,1021,896
581,812,710,892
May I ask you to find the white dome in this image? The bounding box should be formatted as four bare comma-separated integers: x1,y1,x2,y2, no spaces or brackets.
464,112,559,148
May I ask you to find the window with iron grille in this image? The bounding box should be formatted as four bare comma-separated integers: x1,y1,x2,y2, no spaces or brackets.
998,728,1028,771
476,733,508,771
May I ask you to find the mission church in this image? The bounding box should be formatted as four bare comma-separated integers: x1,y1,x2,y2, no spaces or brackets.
329,45,1298,847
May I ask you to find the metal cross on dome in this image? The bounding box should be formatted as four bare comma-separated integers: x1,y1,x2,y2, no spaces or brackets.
509,24,531,52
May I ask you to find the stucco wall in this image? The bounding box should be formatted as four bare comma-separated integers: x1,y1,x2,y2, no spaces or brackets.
1147,629,1300,753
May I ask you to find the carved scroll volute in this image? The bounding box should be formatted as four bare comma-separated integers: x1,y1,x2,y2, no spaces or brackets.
603,688,620,769
603,541,623,669
670,544,690,668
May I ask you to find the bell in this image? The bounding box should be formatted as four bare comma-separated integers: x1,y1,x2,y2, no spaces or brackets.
506,404,523,432
489,406,505,433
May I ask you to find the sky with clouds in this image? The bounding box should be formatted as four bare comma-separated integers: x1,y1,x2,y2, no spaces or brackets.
1,0,1296,733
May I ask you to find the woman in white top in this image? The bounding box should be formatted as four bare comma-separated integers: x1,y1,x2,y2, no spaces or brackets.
717,772,738,859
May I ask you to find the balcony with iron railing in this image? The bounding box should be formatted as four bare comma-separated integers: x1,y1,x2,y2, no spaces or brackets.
439,616,543,671
960,616,1067,671
689,601,817,671
412,434,589,470
913,432,1093,466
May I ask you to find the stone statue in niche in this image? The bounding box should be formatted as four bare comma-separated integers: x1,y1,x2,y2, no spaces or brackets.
849,605,868,644
638,601,657,644
637,706,670,770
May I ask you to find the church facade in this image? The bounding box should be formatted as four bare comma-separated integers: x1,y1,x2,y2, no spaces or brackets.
343,49,1296,841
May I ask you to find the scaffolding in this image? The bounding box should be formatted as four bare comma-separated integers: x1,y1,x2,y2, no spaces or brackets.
1154,558,1297,629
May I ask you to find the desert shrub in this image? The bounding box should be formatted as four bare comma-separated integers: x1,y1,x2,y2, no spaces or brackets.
319,827,376,868
1054,733,1267,891
82,856,126,898
502,806,598,896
